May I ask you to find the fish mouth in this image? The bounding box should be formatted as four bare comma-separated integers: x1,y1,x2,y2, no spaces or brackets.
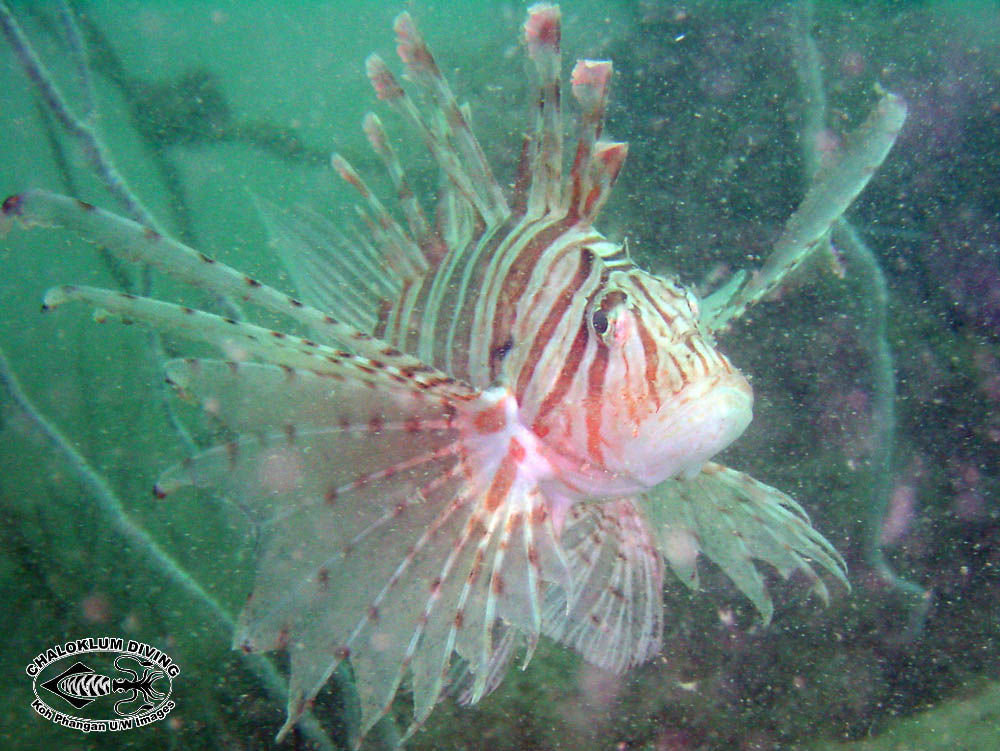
627,371,754,486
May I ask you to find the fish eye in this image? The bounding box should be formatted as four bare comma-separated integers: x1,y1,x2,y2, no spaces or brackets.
592,309,609,334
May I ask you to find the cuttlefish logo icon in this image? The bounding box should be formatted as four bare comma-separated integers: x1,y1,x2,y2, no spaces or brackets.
40,656,167,713
26,638,178,733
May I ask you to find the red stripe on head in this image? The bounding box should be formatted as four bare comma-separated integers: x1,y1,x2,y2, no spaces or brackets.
585,343,609,462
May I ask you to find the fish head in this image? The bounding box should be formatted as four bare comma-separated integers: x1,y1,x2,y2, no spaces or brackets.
569,268,753,491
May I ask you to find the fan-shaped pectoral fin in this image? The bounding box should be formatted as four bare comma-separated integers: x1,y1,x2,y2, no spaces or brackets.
158,366,572,746
638,462,848,626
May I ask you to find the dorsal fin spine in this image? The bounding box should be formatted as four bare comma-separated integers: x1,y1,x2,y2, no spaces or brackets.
523,3,564,218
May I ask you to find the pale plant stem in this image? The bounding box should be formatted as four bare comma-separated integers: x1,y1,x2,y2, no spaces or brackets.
792,0,929,627
0,1,200,454
0,2,160,233
56,1,96,131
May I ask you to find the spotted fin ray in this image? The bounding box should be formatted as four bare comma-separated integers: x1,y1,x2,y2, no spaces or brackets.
541,497,665,674
155,358,571,743
702,93,907,331
254,196,398,338
638,462,848,626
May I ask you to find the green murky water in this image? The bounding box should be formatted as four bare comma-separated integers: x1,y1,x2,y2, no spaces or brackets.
2,2,998,749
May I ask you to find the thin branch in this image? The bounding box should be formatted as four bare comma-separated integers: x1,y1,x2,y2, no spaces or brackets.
791,0,929,628
2,2,204,456
0,1,160,233
57,0,95,123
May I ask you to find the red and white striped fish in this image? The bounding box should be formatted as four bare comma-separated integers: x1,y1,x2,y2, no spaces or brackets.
1,3,906,746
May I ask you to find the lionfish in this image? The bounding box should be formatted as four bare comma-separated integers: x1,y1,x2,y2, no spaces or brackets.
2,3,906,746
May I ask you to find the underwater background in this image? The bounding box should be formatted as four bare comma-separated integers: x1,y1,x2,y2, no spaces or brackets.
1,0,998,749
